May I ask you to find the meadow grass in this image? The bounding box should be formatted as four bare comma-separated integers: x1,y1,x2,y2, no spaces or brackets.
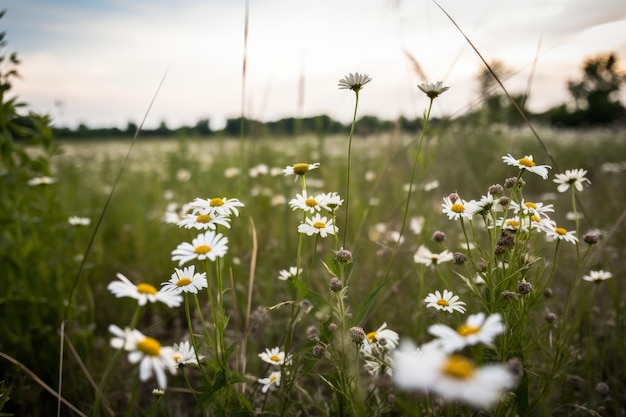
2,112,625,416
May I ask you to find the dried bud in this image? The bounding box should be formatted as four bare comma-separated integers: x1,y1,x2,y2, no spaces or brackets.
543,288,553,298
335,247,353,263
312,344,325,358
518,279,533,295
498,196,510,208
453,252,467,265
506,358,524,379
488,184,504,195
307,325,321,341
583,232,599,245
545,312,557,324
431,231,446,243
300,299,313,313
350,326,366,345
476,260,488,272
595,382,610,396
328,322,338,332
329,277,343,292
448,192,460,203
494,244,506,256
504,177,517,189
501,291,516,301
498,232,516,248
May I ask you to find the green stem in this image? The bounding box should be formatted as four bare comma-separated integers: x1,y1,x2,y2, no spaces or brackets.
343,90,360,248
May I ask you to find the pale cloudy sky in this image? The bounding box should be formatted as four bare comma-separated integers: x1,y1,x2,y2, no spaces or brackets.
4,0,626,129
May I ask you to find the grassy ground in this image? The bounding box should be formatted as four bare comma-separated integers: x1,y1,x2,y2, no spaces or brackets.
1,124,625,416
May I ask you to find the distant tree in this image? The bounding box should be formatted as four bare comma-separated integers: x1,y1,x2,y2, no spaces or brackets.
474,61,526,125
566,52,625,125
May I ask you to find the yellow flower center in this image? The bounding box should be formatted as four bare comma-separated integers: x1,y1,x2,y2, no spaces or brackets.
555,227,567,235
270,374,278,383
524,202,537,210
196,213,212,223
137,337,161,357
209,198,224,207
172,353,182,362
366,331,377,342
313,221,326,229
270,355,281,363
305,198,318,207
436,299,450,307
457,325,480,337
531,215,541,222
136,283,157,295
194,245,211,254
518,157,535,168
506,220,520,229
293,163,310,175
176,277,192,287
442,355,475,379
451,203,465,213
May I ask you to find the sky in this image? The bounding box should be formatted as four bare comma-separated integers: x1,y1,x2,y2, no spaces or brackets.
3,0,626,130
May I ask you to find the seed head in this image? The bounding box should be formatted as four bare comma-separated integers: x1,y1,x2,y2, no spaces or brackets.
494,244,506,256
307,325,321,341
476,260,488,272
312,344,325,358
350,326,366,345
448,192,460,203
518,279,533,295
543,288,553,298
453,252,467,265
545,312,557,324
335,247,353,263
595,382,610,396
329,277,343,292
488,184,504,195
431,231,446,243
583,232,599,245
501,291,516,301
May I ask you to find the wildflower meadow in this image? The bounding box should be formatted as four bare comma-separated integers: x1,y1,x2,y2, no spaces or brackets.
2,14,626,417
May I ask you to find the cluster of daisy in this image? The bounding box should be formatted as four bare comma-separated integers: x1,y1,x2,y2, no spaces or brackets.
354,323,399,377
104,196,245,390
257,347,290,393
283,162,343,239
106,273,204,389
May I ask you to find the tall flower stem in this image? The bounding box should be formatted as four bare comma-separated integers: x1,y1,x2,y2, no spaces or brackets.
343,90,360,248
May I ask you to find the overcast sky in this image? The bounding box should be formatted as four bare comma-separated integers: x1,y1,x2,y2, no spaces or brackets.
4,0,626,129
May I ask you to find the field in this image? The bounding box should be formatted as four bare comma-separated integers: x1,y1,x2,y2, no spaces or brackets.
1,120,626,416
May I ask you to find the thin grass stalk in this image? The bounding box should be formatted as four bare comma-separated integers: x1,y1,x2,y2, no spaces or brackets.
343,90,360,248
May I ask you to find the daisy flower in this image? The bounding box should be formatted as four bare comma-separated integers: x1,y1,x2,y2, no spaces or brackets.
364,356,394,377
289,191,327,213
582,270,613,283
108,325,177,389
361,322,400,356
162,202,193,225
553,169,591,192
428,313,505,353
418,81,450,99
413,245,454,267
161,266,208,295
68,216,91,226
502,154,551,180
172,340,204,366
189,197,244,218
317,191,344,211
278,266,302,281
258,347,286,366
108,273,182,308
176,211,232,230
27,176,57,186
282,162,320,178
425,290,466,314
171,230,229,266
410,216,425,235
393,342,517,410
297,213,336,238
258,371,281,393
510,200,554,220
338,72,372,91
441,196,477,221
538,221,578,244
